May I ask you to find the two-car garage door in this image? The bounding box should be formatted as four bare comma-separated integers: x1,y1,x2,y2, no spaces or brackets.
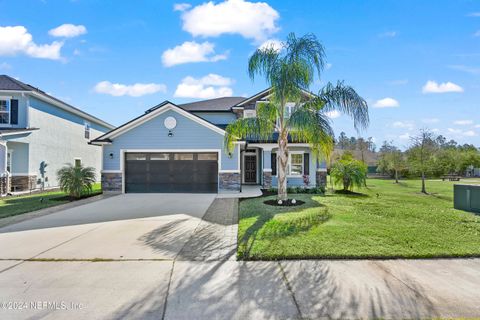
125,152,218,193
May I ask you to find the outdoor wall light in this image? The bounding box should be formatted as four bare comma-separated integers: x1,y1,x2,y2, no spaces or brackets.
109,152,114,159
168,131,174,137
228,152,232,158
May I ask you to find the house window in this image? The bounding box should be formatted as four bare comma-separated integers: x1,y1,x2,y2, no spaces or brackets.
75,159,82,167
84,122,90,139
243,109,256,118
174,153,194,160
0,100,10,124
285,102,296,118
288,153,303,176
6,152,12,173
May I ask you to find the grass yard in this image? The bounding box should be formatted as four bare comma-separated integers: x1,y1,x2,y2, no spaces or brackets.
0,183,102,219
238,179,480,260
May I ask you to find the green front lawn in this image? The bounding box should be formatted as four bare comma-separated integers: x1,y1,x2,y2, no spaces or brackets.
238,179,480,259
0,183,102,219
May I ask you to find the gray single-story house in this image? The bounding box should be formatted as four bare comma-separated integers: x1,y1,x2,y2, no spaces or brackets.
0,75,114,195
90,88,327,193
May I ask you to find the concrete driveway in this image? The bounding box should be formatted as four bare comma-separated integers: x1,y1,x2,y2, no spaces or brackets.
0,194,480,319
0,193,216,260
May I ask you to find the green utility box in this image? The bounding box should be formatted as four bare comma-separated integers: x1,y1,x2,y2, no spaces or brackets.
454,184,480,213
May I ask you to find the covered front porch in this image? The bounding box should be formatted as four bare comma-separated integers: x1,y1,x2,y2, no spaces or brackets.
239,143,327,189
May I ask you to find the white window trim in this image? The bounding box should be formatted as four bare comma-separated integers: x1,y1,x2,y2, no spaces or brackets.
6,150,13,174
287,151,304,177
84,121,91,140
272,151,305,177
0,98,11,125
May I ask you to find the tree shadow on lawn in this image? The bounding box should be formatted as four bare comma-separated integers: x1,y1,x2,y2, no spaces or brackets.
238,195,331,259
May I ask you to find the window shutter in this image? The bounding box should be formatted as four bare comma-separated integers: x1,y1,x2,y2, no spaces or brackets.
10,99,18,125
271,153,277,176
303,153,309,175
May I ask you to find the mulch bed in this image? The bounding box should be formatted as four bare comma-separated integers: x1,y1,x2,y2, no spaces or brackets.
264,199,305,207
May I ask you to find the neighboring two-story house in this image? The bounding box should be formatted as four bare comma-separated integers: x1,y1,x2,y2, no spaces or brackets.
90,89,327,193
0,75,114,195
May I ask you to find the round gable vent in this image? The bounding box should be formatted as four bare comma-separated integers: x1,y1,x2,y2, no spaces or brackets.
164,116,177,130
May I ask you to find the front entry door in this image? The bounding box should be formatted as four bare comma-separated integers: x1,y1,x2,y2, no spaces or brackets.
244,155,257,183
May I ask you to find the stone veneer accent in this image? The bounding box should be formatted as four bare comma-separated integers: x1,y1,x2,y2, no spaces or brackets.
316,170,327,187
11,175,37,192
102,172,123,193
262,171,272,189
219,172,241,192
0,176,10,194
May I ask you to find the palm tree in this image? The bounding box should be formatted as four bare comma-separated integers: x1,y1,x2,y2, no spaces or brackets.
57,164,96,199
224,33,369,200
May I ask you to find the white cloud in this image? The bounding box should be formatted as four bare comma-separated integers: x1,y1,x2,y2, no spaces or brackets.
379,31,397,38
174,73,234,99
468,12,480,17
94,81,167,97
448,64,480,75
453,119,474,125
373,97,399,108
0,62,11,70
392,121,414,130
422,80,463,93
180,0,280,41
325,110,340,119
475,124,480,128
0,26,63,60
259,39,283,52
399,133,411,140
448,128,477,137
49,24,87,38
422,118,439,124
474,30,480,37
162,41,227,67
174,3,192,11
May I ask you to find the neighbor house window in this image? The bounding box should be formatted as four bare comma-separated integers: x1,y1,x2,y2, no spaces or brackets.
288,153,303,176
6,152,12,173
84,122,90,139
0,100,10,124
75,159,82,167
285,102,296,118
243,109,256,118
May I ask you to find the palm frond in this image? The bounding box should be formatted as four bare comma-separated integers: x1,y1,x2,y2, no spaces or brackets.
288,106,334,159
316,81,369,131
224,116,276,153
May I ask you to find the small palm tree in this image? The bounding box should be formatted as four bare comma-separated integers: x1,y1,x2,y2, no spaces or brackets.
57,164,96,199
225,33,369,200
331,154,367,191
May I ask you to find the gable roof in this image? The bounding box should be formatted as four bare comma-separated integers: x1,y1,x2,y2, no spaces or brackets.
234,87,316,107
0,75,114,130
178,96,246,112
90,101,226,145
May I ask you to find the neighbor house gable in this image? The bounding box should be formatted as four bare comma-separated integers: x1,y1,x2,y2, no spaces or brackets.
91,101,226,145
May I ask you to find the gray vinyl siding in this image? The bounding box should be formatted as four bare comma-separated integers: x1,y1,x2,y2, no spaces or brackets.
102,109,240,172
6,141,29,174
191,112,237,125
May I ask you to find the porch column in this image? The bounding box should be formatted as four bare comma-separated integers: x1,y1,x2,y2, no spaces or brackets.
316,159,327,187
0,141,9,195
262,148,273,189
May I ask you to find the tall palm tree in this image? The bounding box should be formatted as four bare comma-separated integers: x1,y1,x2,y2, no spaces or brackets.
225,33,369,200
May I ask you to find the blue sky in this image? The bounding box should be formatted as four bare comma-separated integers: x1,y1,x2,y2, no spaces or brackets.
1,0,480,148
